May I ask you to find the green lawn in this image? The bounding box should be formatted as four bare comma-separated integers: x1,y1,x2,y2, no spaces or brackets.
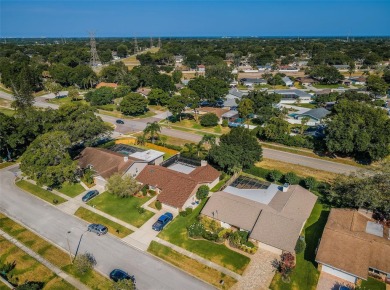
87,192,154,228
360,277,386,290
74,207,133,238
148,241,237,289
270,203,330,290
58,182,85,197
0,107,15,116
16,180,67,205
210,174,230,192
47,97,87,106
0,162,15,169
295,103,316,109
313,84,348,89
159,199,250,274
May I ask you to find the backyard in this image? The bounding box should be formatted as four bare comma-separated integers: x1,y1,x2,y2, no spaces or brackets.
87,191,155,227
158,199,250,275
270,203,330,290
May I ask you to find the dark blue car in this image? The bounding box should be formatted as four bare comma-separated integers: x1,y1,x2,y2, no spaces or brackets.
109,269,135,283
152,212,173,231
82,190,99,202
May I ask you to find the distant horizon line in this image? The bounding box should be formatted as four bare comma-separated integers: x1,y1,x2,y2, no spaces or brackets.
1,35,390,39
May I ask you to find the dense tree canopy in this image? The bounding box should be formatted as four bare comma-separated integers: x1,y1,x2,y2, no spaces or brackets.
366,75,389,96
188,76,228,103
84,87,116,105
119,93,148,116
20,131,77,186
325,99,390,161
308,65,344,84
210,127,262,172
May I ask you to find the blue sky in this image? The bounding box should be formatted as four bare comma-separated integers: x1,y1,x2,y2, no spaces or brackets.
1,0,389,37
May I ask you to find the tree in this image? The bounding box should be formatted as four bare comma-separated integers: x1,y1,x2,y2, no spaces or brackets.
143,121,161,143
366,75,389,96
328,162,390,219
268,170,283,182
74,252,97,275
205,63,232,83
172,70,183,83
67,86,80,101
260,117,289,141
20,131,77,187
84,87,116,106
284,172,299,185
152,74,175,92
200,113,219,127
304,177,317,190
100,62,128,83
308,65,344,84
245,91,281,124
188,76,228,103
106,173,140,198
147,89,170,106
117,44,128,58
180,88,200,121
325,99,390,161
300,116,310,134
119,93,148,116
111,279,135,290
44,81,62,97
348,61,356,77
196,185,209,200
200,134,216,158
210,127,262,172
237,98,254,128
167,95,187,121
11,66,35,111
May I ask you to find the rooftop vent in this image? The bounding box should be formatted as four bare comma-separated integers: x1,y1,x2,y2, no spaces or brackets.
282,183,290,192
124,156,128,162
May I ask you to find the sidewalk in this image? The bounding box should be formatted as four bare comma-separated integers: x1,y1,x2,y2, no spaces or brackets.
154,237,242,281
0,229,89,290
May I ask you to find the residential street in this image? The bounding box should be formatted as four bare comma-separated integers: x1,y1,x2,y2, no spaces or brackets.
0,91,359,174
0,167,213,290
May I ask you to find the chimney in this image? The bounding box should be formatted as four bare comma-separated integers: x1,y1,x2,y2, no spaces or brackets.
124,156,128,162
201,160,207,167
282,183,290,192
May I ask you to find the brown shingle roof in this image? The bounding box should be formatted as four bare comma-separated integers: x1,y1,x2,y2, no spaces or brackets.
198,107,229,119
316,209,390,279
189,165,220,183
96,82,118,88
136,165,217,208
78,147,138,179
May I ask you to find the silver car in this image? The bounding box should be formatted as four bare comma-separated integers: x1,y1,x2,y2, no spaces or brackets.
87,224,108,236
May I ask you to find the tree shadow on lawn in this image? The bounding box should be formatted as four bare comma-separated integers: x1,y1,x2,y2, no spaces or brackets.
304,210,330,266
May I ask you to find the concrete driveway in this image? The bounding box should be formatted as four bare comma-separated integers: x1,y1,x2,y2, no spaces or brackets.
316,272,354,290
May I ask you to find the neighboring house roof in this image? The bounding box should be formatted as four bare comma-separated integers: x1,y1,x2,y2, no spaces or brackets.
222,110,239,118
198,65,205,68
129,149,164,163
316,209,390,280
136,87,151,96
298,108,331,120
201,184,317,252
297,77,317,84
198,107,229,119
282,76,293,84
240,78,267,84
96,82,118,88
78,147,140,179
273,89,312,98
315,89,332,95
136,164,220,208
228,88,247,98
224,95,240,108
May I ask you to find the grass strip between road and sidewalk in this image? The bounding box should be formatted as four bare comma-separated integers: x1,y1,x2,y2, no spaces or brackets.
0,162,15,170
0,237,76,290
148,241,237,289
74,207,133,238
16,180,67,205
0,213,113,289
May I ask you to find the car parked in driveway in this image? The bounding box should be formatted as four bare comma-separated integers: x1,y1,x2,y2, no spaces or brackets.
82,190,99,202
109,269,135,283
116,119,124,124
152,212,173,231
87,223,108,236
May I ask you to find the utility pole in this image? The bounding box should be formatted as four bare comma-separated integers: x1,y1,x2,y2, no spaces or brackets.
89,32,101,67
134,37,139,54
158,37,161,48
150,37,153,48
66,231,73,264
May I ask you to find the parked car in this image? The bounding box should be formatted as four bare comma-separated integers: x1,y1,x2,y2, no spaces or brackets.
152,212,173,231
116,119,124,124
109,269,135,283
87,223,108,236
82,190,99,202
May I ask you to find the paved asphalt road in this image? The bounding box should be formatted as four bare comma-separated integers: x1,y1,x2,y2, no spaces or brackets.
0,168,212,290
0,91,359,174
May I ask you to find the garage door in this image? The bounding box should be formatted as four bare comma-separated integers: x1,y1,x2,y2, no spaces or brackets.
322,265,357,283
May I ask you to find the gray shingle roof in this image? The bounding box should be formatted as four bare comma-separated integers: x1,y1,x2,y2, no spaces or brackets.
299,108,331,120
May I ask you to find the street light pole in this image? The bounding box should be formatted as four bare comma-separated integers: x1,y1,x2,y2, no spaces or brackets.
66,231,73,264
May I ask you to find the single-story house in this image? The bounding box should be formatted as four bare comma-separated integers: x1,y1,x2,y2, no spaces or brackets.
282,76,294,87
273,89,312,104
333,64,350,71
278,66,299,73
240,78,267,87
349,76,366,86
96,82,118,89
136,159,220,212
197,107,230,124
175,55,184,63
223,88,247,109
222,110,239,121
257,65,272,71
296,77,317,86
197,65,206,72
201,179,317,254
77,147,164,187
289,108,331,126
316,209,390,284
136,87,152,97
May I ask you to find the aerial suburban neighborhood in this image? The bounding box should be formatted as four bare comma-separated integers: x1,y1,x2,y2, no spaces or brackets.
0,1,390,290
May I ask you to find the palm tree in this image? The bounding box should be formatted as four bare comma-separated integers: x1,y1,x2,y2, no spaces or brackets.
300,116,310,134
182,143,197,158
143,122,161,144
136,135,146,146
200,134,216,159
